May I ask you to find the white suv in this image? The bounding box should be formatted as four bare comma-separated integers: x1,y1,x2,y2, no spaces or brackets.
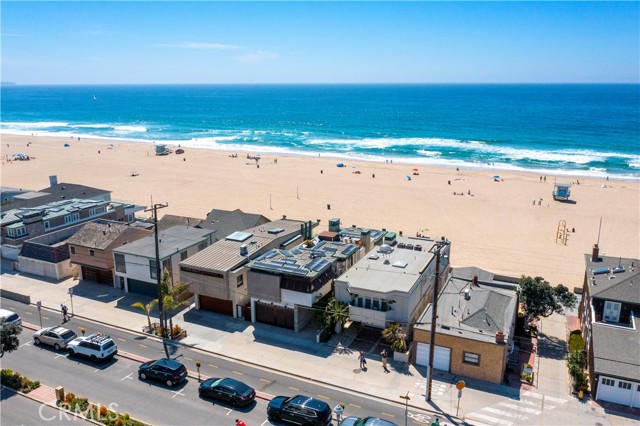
67,334,117,362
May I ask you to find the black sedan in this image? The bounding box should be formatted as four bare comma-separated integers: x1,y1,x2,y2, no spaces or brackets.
138,358,187,387
340,417,398,426
198,377,256,406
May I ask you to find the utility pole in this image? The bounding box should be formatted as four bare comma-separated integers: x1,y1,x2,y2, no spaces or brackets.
145,202,168,336
427,239,448,401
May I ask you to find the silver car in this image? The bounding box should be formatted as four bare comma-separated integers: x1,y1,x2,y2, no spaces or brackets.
33,326,77,350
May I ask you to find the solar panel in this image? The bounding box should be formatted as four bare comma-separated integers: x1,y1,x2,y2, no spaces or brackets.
311,250,326,257
264,251,278,259
323,247,337,253
314,241,326,248
281,250,293,257
311,259,330,272
341,246,355,255
291,248,301,255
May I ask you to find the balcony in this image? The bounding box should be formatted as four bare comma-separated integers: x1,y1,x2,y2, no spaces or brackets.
593,311,636,329
348,305,392,328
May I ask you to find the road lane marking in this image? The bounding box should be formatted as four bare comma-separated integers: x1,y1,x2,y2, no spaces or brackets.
19,341,32,347
24,311,33,315
184,357,193,361
232,370,244,376
171,389,185,398
225,408,233,415
43,316,49,320
117,338,126,342
94,368,102,373
288,386,299,391
349,403,361,408
55,354,67,359
381,413,395,418
260,378,271,383
316,394,329,400
261,420,271,426
208,364,218,368
121,373,134,381
138,344,147,348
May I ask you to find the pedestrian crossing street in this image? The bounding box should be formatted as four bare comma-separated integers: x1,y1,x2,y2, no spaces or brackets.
466,391,568,426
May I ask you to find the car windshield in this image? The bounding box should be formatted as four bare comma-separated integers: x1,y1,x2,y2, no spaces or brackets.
6,314,19,322
61,330,75,339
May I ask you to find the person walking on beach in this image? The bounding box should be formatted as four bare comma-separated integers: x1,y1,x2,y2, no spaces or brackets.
380,349,389,373
333,403,345,422
61,304,69,323
358,351,366,370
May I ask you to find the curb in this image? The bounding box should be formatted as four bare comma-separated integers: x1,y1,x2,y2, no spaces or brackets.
25,302,460,422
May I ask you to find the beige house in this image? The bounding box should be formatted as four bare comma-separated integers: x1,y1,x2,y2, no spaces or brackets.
67,220,152,287
413,268,518,384
180,219,315,319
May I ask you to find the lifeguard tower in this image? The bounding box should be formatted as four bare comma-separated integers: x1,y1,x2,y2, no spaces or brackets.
553,182,571,201
155,144,172,156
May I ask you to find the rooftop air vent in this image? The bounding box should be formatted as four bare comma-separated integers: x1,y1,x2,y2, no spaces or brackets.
368,254,380,260
383,259,391,265
397,242,406,249
405,244,414,250
378,244,394,254
414,245,422,251
267,228,285,235
392,260,408,268
612,266,625,274
592,267,609,275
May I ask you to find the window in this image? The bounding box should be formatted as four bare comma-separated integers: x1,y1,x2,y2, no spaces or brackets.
64,213,80,224
44,221,50,230
7,228,15,237
236,275,244,287
115,254,126,273
149,259,158,280
89,206,106,216
618,381,632,390
198,242,208,251
70,246,76,255
89,249,95,257
180,251,188,261
15,227,26,237
463,352,480,365
601,378,615,386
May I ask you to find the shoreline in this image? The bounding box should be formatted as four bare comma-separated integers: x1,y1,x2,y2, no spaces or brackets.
2,133,639,286
2,131,638,181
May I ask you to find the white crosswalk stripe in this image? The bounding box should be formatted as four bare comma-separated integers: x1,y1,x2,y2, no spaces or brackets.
522,391,544,399
468,413,513,425
544,395,568,404
481,407,528,420
466,421,496,426
496,402,542,415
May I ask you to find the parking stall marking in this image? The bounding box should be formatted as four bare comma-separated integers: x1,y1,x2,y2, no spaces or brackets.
19,341,32,347
171,389,186,398
121,373,134,381
54,354,67,359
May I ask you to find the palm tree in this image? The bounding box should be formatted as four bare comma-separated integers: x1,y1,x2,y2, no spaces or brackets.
324,298,349,333
163,282,190,339
131,299,159,333
382,322,407,353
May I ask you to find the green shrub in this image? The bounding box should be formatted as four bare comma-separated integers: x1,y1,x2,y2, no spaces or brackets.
0,369,41,393
568,331,584,352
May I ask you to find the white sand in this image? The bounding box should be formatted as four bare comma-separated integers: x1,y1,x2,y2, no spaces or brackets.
2,134,638,287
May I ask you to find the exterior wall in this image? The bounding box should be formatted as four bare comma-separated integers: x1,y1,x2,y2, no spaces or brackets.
18,256,75,280
114,253,156,286
413,328,508,384
70,228,151,272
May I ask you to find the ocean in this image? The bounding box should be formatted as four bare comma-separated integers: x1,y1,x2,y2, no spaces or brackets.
2,84,639,179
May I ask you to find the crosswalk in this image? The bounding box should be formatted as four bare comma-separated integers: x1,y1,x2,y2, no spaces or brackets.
466,391,568,426
414,379,447,396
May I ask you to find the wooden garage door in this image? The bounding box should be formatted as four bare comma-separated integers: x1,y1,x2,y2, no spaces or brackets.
81,266,113,285
255,302,294,330
199,295,233,316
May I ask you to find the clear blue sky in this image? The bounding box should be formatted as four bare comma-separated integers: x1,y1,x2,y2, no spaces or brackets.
2,1,639,84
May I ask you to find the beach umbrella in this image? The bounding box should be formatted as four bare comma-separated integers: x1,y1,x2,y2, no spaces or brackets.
12,153,25,157
412,168,419,172
64,143,70,147
337,163,344,167
406,175,412,181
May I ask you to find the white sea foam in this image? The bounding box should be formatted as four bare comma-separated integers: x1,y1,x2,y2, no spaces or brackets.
113,125,147,133
2,121,69,128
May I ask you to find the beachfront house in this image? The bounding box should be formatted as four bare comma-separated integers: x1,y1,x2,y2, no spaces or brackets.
67,220,152,287
580,245,640,408
179,218,315,320
245,238,359,332
7,177,112,209
1,198,143,260
112,225,214,296
333,236,450,330
196,208,271,242
154,214,204,232
412,269,519,384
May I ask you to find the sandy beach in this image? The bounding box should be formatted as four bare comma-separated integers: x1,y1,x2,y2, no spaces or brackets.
2,134,639,287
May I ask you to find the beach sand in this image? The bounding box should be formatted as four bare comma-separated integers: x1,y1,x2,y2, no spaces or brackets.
2,134,639,287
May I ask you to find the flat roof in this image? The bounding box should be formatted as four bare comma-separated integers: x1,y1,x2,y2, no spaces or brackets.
1,198,115,226
335,236,436,293
113,225,214,259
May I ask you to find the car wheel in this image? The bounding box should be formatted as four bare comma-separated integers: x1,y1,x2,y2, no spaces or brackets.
139,373,147,380
34,337,41,345
54,343,61,351
269,412,280,422
166,379,174,387
90,355,98,362
67,349,75,357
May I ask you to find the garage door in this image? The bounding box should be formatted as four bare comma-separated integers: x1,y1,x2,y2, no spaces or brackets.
597,376,635,407
415,343,451,372
199,295,233,316
81,266,113,285
127,279,158,297
255,302,294,330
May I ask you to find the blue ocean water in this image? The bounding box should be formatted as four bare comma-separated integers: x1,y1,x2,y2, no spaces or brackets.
2,84,639,178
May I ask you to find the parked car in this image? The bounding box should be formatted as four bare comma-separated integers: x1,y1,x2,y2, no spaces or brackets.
267,395,332,426
198,377,256,406
67,334,117,362
33,326,77,350
0,308,21,326
340,417,398,426
138,358,187,387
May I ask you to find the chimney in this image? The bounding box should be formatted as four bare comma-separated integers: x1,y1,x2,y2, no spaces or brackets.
464,289,470,300
240,244,248,256
49,175,58,186
307,220,313,239
282,215,287,220
301,224,305,239
592,244,599,262
361,229,372,252
473,275,479,286
495,331,505,343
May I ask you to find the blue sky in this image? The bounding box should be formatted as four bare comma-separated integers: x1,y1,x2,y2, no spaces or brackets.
2,1,639,84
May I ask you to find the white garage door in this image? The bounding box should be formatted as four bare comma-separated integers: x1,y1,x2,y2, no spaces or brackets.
415,343,451,372
597,376,635,407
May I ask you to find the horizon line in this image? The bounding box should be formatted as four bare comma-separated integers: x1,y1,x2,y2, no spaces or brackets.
3,82,640,86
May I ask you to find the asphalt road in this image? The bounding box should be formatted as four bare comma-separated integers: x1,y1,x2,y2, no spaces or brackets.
1,387,91,426
2,299,439,426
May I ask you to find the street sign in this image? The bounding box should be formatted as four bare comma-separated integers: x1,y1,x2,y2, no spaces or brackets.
456,380,466,391
458,390,462,398
68,288,73,295
36,301,42,310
